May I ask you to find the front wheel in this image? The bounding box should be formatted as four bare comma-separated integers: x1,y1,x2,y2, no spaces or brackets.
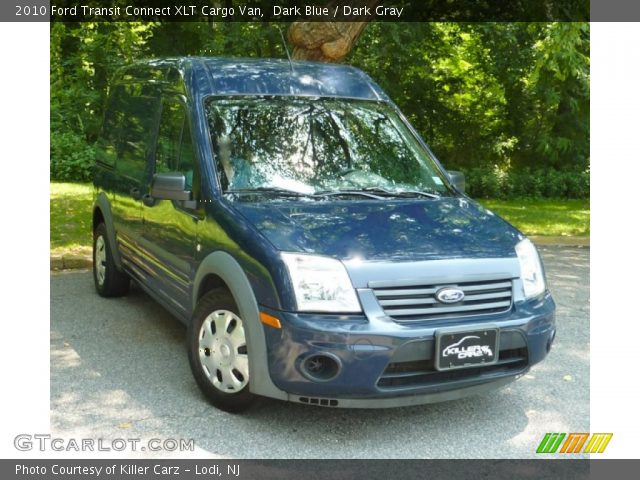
93,223,129,297
187,289,255,413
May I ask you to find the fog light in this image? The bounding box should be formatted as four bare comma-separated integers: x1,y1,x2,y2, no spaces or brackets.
300,354,341,382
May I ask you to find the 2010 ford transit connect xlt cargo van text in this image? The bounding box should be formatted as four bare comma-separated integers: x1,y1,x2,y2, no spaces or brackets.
92,58,556,412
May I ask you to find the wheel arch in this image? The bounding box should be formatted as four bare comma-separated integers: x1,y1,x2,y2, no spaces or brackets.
192,251,287,401
195,273,227,303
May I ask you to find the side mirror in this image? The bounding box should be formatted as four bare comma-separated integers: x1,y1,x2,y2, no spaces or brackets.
150,172,191,201
447,170,466,193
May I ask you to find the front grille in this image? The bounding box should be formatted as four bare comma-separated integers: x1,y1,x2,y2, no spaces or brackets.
372,278,514,322
377,346,528,389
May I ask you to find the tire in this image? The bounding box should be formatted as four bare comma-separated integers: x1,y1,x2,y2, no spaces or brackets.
188,288,255,413
93,223,130,297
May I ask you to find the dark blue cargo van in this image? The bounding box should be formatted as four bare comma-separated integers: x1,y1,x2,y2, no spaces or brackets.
92,57,556,412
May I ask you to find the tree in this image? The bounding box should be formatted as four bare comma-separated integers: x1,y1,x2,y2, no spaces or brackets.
287,0,380,62
50,20,590,197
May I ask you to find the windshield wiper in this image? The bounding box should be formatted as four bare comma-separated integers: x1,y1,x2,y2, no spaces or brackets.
361,187,441,199
314,188,441,200
313,189,386,200
227,187,441,201
226,187,315,198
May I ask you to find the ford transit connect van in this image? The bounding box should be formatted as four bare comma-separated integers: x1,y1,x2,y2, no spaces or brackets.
92,58,556,412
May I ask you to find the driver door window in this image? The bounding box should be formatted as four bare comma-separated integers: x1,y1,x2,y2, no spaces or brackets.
156,97,199,198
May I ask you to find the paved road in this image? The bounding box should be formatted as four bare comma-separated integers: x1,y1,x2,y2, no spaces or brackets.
50,246,589,458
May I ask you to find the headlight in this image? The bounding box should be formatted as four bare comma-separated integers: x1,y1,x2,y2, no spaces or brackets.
282,253,361,313
515,238,546,299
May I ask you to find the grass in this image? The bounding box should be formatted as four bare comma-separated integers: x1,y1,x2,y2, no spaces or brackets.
50,182,590,256
480,199,590,237
50,182,93,256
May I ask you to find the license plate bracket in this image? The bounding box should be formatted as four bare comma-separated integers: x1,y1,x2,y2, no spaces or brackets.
435,327,499,371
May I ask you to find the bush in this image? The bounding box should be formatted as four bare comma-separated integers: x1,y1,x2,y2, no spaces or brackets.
465,166,589,199
50,131,96,182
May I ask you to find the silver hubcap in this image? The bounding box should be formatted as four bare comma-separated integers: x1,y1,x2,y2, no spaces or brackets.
95,235,107,286
198,310,249,393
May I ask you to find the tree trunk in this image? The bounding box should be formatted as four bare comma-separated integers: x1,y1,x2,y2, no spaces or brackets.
288,0,379,62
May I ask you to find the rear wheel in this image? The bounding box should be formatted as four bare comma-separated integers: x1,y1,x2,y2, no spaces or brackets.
188,289,255,413
93,223,129,297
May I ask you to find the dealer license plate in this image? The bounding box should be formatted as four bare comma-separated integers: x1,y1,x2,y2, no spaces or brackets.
435,327,499,371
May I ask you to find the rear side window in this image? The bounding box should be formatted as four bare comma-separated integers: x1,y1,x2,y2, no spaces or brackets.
96,85,126,167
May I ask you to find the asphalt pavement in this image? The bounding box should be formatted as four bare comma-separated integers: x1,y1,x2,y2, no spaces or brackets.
50,246,589,458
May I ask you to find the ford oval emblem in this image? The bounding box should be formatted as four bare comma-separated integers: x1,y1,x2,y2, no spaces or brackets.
435,287,465,304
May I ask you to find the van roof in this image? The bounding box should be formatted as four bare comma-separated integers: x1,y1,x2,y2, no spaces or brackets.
123,57,391,102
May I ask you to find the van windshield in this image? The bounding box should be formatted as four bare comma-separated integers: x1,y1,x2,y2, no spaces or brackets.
205,97,453,199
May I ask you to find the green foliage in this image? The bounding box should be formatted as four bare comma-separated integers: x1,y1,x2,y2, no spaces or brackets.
465,166,589,199
349,23,590,183
50,21,590,198
50,131,96,182
51,21,155,182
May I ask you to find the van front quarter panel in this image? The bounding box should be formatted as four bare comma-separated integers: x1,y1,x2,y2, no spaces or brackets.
194,201,289,313
191,250,288,401
91,57,556,411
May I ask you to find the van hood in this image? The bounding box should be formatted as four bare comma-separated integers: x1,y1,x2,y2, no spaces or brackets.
233,197,523,262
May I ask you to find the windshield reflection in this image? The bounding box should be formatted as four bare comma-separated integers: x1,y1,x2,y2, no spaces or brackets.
205,96,452,199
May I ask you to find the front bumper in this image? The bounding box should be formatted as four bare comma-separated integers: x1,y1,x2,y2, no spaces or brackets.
261,291,556,407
